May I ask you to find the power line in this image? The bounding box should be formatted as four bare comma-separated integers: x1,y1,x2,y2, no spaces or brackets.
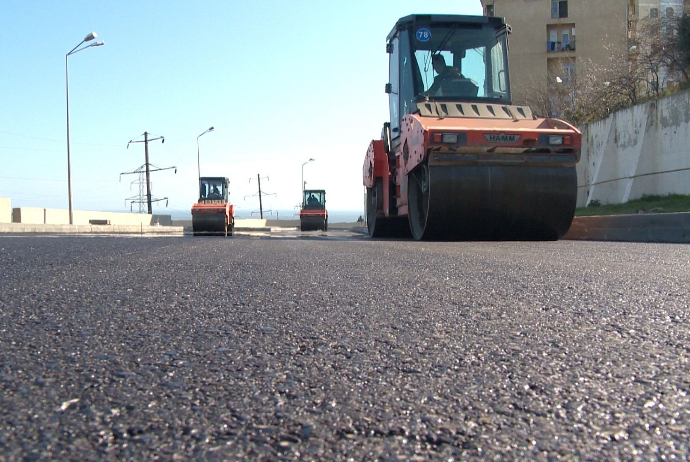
0,175,64,182
0,145,63,152
0,129,121,147
578,166,690,188
0,174,121,183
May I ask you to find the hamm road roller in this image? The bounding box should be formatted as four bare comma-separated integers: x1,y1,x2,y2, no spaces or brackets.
300,189,328,231
191,177,235,236
363,14,581,240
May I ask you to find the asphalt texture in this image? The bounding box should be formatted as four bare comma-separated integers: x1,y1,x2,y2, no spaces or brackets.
1,234,689,460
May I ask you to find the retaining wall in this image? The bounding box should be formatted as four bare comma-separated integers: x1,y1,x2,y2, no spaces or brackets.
577,89,690,207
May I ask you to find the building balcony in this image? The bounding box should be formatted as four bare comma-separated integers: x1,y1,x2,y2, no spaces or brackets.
547,38,576,52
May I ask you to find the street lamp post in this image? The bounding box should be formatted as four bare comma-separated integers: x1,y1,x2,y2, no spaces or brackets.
197,126,215,185
301,158,314,207
66,32,104,225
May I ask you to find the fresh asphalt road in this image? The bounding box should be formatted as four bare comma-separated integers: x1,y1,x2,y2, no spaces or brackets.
1,233,689,460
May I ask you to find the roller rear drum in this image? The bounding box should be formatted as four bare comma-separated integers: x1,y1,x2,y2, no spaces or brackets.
367,179,410,238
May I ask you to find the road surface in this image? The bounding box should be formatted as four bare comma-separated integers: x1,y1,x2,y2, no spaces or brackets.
1,233,688,459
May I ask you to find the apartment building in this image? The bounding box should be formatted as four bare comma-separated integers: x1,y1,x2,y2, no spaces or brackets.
479,0,687,103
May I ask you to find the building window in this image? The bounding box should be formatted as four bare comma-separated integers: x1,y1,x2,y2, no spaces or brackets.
560,1,569,18
562,61,576,82
486,4,494,16
551,0,568,19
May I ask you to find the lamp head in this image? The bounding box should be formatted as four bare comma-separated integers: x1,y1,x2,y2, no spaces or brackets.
92,40,105,47
84,32,98,42
199,127,215,138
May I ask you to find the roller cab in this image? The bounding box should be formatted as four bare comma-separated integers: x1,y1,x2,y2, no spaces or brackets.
363,14,581,240
191,177,235,236
300,189,328,231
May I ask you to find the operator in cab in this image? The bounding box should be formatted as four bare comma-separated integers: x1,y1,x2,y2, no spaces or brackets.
209,185,221,199
427,54,463,95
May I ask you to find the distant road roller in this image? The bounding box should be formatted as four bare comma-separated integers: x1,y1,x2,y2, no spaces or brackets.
300,189,328,231
191,177,235,236
363,14,581,240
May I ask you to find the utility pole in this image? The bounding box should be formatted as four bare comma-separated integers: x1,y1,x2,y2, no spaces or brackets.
257,174,263,219
245,173,276,219
121,132,176,214
144,132,152,213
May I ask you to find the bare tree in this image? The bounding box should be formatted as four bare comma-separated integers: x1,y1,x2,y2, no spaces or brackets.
514,58,621,124
679,12,690,77
599,12,690,104
649,11,690,85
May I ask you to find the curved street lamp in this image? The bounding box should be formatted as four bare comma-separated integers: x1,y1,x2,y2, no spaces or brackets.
301,158,314,207
66,32,104,225
197,126,215,184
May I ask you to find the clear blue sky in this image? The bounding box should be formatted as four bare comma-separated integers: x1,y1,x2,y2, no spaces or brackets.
0,0,482,218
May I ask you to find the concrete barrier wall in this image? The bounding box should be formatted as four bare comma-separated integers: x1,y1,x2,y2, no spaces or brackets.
173,219,267,229
236,219,267,228
12,207,45,224
263,219,363,229
266,219,300,228
12,207,172,226
0,223,183,235
172,218,360,230
578,89,690,207
70,210,172,226
45,208,69,224
0,198,12,223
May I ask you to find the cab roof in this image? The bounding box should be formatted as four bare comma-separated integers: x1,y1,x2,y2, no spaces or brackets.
387,14,505,42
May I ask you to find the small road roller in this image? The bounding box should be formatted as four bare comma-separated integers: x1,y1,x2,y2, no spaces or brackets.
300,189,328,231
191,177,235,236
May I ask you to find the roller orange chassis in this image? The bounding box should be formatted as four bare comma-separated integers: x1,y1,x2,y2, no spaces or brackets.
191,202,235,236
299,209,328,231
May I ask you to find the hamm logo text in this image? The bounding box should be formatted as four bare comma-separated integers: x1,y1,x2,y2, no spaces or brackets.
484,133,521,143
